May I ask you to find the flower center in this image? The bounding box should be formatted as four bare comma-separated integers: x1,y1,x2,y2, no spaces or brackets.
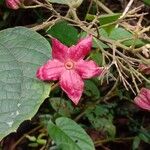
65,60,74,70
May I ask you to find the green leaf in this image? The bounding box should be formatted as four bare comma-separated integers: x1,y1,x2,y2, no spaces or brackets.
0,0,4,4
49,97,74,117
47,117,95,150
139,132,150,144
144,0,150,6
84,80,100,100
79,31,109,49
146,78,150,88
99,13,121,26
93,38,109,49
85,14,95,21
47,21,78,46
109,27,145,47
90,51,103,66
85,105,116,137
0,27,51,140
86,13,121,34
132,136,141,150
99,13,121,34
97,27,145,47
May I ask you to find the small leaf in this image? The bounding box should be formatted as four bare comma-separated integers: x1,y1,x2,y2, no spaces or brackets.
109,27,145,47
86,13,121,34
79,31,109,49
0,27,51,140
144,0,150,6
85,105,116,137
85,14,95,21
97,27,145,47
99,13,121,34
47,21,78,46
26,135,37,142
139,132,150,144
146,78,150,88
90,51,103,66
132,136,141,150
47,117,95,150
0,0,4,4
28,143,39,148
49,97,74,117
36,139,47,145
84,80,100,100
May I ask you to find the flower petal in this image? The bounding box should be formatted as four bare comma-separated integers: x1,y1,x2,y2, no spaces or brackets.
52,38,68,61
134,88,150,111
139,64,150,75
69,36,92,61
36,59,64,81
75,59,103,79
134,97,150,110
6,0,21,10
60,70,84,105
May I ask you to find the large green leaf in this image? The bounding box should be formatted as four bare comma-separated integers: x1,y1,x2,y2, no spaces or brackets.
47,117,95,150
0,27,51,140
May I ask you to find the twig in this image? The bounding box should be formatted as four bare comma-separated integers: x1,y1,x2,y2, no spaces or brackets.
116,0,134,27
94,136,135,147
100,77,119,103
11,125,42,150
120,0,134,18
93,0,114,14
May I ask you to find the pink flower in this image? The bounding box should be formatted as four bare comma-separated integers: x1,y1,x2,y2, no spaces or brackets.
36,36,103,105
5,0,22,10
134,88,150,111
139,64,150,75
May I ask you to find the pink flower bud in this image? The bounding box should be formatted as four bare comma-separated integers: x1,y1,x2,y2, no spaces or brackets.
139,64,150,75
5,0,22,10
134,88,150,111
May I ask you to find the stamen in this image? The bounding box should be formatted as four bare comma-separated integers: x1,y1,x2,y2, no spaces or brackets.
65,60,74,70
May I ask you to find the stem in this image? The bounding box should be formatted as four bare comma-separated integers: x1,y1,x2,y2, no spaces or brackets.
22,5,43,9
51,82,59,91
99,77,119,103
31,18,60,31
11,125,42,150
93,0,114,14
94,136,135,147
